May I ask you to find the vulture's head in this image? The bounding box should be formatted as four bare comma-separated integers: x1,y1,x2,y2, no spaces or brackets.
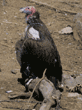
20,6,40,22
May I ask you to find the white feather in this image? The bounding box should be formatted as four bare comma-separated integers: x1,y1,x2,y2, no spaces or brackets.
29,27,40,40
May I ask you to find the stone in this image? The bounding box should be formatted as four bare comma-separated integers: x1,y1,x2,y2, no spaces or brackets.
59,26,73,34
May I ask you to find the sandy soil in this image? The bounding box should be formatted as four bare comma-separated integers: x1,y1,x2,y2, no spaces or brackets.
0,0,82,110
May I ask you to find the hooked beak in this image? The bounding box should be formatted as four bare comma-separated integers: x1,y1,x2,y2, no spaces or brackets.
19,7,32,15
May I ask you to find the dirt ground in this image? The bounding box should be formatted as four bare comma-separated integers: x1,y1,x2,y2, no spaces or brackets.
0,0,82,110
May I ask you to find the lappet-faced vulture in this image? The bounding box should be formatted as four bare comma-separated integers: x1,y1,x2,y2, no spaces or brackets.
15,6,63,89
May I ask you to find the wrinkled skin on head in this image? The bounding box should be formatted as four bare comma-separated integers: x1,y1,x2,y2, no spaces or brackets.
20,6,36,21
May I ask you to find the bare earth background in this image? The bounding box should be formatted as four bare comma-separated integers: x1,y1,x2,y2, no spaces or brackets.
0,0,82,110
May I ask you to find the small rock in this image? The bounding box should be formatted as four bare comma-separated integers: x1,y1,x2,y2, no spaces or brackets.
1,87,4,89
67,93,79,97
14,16,17,18
6,33,8,35
73,13,82,23
12,46,14,48
11,70,17,74
68,43,72,45
15,23,17,25
78,97,82,100
47,23,51,26
59,26,73,34
0,68,1,72
73,13,82,44
65,13,67,16
80,74,82,76
15,51,16,53
19,33,21,35
3,38,7,40
6,90,13,93
3,12,6,14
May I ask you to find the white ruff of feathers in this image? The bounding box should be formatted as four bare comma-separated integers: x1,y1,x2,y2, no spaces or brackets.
29,27,40,40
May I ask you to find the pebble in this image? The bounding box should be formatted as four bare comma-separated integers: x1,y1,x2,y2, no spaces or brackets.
12,45,14,48
19,33,21,35
47,23,51,26
11,70,17,74
6,90,13,93
15,23,17,25
3,12,6,14
59,26,73,34
67,93,79,97
15,51,16,53
80,74,82,76
65,13,67,16
3,38,7,40
0,68,1,72
78,97,82,100
1,87,4,89
68,43,72,45
6,33,8,35
14,16,17,18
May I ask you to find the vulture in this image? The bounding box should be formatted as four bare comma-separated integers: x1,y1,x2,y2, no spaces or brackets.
15,6,63,89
